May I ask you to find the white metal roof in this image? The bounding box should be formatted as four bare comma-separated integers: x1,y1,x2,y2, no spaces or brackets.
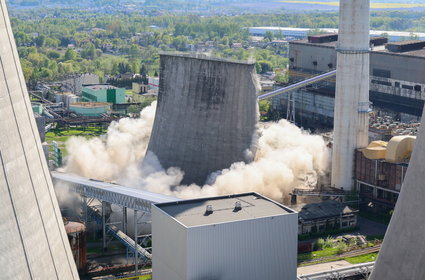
155,193,295,227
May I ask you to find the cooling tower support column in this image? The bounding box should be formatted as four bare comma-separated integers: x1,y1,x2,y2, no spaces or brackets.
331,0,370,191
0,1,78,279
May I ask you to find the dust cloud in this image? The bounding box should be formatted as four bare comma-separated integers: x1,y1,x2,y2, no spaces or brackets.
64,102,330,202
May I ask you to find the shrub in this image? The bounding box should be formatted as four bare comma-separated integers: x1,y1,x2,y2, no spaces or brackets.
314,238,325,250
324,237,334,248
336,242,348,254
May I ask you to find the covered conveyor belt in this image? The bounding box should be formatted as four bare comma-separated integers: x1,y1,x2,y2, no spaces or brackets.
52,171,180,212
257,70,336,100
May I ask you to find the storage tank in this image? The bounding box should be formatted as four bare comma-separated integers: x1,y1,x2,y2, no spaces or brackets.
65,221,87,274
146,53,259,185
69,102,111,116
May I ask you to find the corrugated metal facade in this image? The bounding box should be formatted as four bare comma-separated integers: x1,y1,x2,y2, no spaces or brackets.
152,202,297,280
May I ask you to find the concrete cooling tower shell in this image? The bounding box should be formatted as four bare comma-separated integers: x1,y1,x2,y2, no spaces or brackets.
369,107,425,280
147,53,258,185
0,2,79,279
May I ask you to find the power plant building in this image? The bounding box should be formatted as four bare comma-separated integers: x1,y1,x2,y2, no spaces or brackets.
0,1,79,278
274,36,425,127
152,193,298,280
82,84,126,104
147,53,258,185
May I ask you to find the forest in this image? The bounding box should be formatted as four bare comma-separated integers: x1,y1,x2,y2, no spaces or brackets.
10,9,425,84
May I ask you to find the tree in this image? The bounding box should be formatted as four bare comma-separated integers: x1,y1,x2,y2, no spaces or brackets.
47,50,61,60
257,60,273,74
34,34,46,48
264,31,274,42
129,44,141,58
140,64,147,76
259,100,270,117
64,48,77,61
81,43,97,60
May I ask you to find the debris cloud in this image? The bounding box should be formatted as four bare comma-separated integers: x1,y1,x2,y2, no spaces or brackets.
64,102,330,202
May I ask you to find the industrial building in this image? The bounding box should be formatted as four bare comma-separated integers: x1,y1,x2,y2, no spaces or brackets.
147,53,258,185
152,193,298,280
82,84,126,104
356,135,415,211
132,81,148,94
148,76,159,94
294,201,358,235
55,92,80,107
61,73,100,95
272,35,425,128
248,26,425,42
69,102,112,116
0,1,79,278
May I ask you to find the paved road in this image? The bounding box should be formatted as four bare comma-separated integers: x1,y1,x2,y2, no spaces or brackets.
354,216,388,236
298,260,352,276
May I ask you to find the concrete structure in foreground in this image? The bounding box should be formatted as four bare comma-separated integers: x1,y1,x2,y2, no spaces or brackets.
0,1,79,279
152,193,298,280
369,109,425,279
331,0,370,191
147,53,258,185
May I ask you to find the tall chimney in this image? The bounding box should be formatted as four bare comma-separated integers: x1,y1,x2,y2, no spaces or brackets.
331,0,370,191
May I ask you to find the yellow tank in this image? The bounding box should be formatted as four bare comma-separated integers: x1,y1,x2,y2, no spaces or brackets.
362,140,388,160
385,136,416,163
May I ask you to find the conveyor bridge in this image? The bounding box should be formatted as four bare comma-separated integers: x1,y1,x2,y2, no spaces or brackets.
257,69,336,101
52,171,180,212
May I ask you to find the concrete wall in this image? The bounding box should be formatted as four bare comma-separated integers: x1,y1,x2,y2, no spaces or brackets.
370,107,425,279
0,2,79,279
147,54,258,185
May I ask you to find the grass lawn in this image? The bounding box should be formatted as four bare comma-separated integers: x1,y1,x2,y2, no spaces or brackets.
46,126,107,157
345,253,378,264
298,247,339,263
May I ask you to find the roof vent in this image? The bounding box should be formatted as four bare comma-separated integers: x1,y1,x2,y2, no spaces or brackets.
205,205,213,216
234,201,242,212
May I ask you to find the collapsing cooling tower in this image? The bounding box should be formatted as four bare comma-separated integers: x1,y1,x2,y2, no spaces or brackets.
146,54,258,185
0,1,79,279
369,107,425,279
